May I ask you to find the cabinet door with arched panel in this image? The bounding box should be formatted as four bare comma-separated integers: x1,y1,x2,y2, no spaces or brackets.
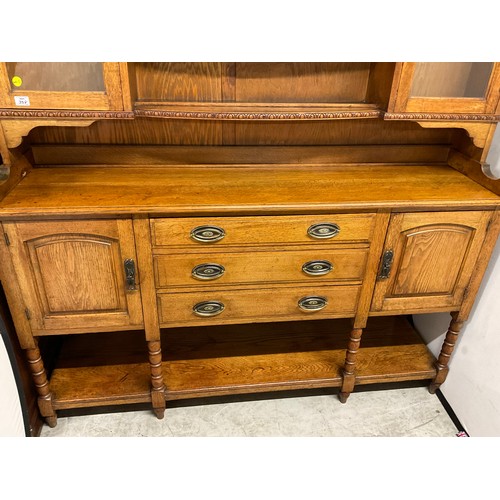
371,211,492,314
3,219,143,334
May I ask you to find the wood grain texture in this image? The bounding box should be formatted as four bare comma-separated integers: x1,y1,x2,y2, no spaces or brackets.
134,63,223,102
161,316,435,399
153,247,368,288
2,119,97,149
132,218,161,341
4,219,144,333
416,121,494,150
0,222,36,349
234,63,371,103
30,235,124,312
353,211,391,328
28,117,222,145
44,317,436,408
50,329,152,408
0,148,32,202
391,229,473,296
448,149,500,195
157,284,361,327
1,165,498,219
152,214,375,248
366,62,396,109
233,119,455,146
27,117,455,148
371,211,491,313
30,144,451,166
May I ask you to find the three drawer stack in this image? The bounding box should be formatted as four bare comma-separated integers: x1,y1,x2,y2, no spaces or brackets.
150,214,376,327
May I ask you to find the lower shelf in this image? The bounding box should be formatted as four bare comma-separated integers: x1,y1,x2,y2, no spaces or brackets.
48,316,437,410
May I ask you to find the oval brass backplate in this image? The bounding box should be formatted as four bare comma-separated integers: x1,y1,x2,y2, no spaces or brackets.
307,223,340,239
192,263,225,280
298,296,328,311
193,300,225,317
190,225,226,243
302,260,333,276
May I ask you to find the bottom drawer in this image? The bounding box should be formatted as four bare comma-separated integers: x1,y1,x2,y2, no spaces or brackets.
158,285,361,327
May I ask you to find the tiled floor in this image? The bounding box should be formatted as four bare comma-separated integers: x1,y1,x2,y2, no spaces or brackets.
41,386,459,437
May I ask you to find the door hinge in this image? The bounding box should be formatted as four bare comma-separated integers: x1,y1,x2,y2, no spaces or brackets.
3,232,10,246
24,308,31,320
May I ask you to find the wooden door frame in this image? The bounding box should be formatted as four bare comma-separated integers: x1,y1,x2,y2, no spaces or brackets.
0,63,125,111
3,219,144,334
389,62,500,115
371,211,491,314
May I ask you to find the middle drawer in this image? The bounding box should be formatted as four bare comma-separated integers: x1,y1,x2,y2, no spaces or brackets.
154,247,368,288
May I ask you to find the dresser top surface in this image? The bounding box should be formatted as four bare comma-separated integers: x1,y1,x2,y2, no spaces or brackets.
0,164,498,218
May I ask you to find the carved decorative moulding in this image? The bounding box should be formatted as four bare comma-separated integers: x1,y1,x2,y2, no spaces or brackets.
135,109,383,121
384,112,500,122
0,110,135,119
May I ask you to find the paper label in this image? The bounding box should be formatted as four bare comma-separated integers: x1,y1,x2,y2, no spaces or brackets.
14,96,30,106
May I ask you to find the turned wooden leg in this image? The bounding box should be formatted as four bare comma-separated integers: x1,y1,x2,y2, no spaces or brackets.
148,340,166,419
25,344,57,428
429,313,464,394
339,327,363,403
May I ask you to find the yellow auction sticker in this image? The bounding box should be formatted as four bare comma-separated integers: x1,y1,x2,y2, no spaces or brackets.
11,75,23,87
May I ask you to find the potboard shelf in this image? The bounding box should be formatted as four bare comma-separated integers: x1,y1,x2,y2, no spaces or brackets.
48,316,437,410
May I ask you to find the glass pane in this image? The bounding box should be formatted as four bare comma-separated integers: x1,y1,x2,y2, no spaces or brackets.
410,62,493,98
7,62,105,92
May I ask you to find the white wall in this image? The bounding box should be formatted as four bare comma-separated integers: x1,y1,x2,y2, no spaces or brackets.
0,334,25,437
414,126,500,437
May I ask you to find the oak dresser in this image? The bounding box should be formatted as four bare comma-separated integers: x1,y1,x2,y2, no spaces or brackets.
0,62,499,427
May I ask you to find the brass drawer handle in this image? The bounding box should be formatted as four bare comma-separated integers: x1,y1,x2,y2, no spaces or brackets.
302,260,333,276
192,263,225,281
190,225,225,243
193,300,225,317
298,296,328,312
307,223,340,239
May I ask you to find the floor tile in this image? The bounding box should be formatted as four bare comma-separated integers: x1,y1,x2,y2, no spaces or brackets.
41,387,458,437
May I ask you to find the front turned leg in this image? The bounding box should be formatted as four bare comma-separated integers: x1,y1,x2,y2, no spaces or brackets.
429,313,463,394
339,327,363,403
25,344,57,428
147,340,166,419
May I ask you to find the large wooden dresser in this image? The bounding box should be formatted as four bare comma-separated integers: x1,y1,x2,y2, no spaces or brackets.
0,62,499,427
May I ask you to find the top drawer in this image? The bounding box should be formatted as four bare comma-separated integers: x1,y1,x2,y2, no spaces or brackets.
151,214,375,248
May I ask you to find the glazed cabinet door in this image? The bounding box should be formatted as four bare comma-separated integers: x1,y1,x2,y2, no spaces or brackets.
3,219,143,334
0,62,124,110
390,62,500,115
371,211,491,313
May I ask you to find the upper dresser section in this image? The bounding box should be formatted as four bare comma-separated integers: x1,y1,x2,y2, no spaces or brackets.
1,62,498,121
